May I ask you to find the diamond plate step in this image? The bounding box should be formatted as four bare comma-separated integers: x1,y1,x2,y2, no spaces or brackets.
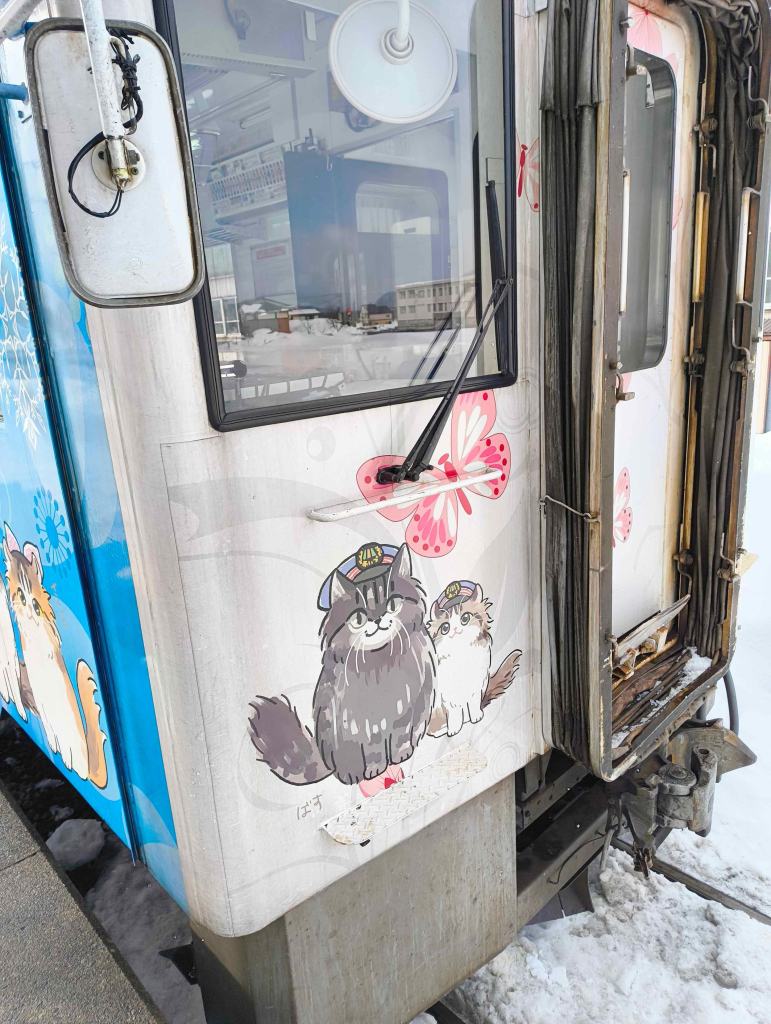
321,745,488,845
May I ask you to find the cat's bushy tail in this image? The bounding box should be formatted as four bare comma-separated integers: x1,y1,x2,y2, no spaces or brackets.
77,660,108,788
482,649,522,708
249,695,333,786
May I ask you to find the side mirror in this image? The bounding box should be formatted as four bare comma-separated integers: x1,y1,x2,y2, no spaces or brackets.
25,19,204,308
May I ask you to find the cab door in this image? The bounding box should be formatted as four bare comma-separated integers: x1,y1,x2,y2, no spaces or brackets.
135,0,545,935
611,10,694,642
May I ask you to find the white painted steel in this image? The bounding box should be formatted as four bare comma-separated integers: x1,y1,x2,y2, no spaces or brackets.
29,23,198,302
307,468,503,521
0,0,40,43
78,0,127,143
611,2,699,638
322,745,488,844
7,0,546,938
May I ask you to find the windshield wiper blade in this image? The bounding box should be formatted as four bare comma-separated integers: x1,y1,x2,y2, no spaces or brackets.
377,180,512,485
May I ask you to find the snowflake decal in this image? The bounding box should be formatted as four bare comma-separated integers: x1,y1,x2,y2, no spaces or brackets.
33,488,72,576
0,215,45,447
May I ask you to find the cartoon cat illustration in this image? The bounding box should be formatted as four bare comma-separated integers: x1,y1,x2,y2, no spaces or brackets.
427,580,521,738
0,576,25,720
249,543,436,786
3,524,107,787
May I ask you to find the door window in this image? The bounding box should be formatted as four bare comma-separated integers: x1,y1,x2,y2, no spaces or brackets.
618,50,676,372
170,0,513,424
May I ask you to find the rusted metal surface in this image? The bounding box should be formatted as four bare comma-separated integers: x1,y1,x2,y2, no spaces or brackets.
612,647,692,740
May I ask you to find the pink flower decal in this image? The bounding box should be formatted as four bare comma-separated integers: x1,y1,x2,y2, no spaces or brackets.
613,468,633,547
358,764,404,798
516,134,540,213
628,5,663,54
356,391,510,558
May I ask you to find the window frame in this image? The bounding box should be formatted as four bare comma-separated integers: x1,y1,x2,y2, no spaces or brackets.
618,49,677,375
154,0,518,432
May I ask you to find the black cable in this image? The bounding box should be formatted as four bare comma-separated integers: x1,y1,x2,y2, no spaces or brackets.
67,29,143,219
67,130,124,218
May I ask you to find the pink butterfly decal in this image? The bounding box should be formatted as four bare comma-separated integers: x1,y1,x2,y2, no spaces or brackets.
358,764,404,798
628,4,663,55
613,468,633,547
516,133,540,213
356,391,510,558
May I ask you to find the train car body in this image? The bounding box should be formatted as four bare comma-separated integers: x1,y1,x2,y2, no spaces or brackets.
0,0,766,1020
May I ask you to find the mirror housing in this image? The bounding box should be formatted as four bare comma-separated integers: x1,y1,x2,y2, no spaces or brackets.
25,19,204,308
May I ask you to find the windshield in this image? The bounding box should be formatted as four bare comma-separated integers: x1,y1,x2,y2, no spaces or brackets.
173,0,509,414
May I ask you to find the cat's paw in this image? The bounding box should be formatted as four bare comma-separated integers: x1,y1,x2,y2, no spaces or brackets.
446,709,465,737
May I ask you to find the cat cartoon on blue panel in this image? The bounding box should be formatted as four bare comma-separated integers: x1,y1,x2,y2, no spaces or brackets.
1,523,107,787
249,543,435,787
426,581,521,738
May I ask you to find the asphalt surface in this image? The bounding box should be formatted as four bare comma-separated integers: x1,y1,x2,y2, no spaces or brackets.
0,779,164,1024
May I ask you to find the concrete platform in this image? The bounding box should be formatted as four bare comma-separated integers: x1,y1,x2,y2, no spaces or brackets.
0,780,163,1024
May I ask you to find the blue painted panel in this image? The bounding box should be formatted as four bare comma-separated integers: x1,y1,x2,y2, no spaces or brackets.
0,169,128,838
0,40,184,907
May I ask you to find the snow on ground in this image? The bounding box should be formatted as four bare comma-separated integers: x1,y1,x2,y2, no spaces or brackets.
655,431,771,917
46,817,105,870
442,431,771,1024
447,849,771,1024
85,842,206,1024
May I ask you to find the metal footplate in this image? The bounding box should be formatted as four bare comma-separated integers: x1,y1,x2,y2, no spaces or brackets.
321,745,488,845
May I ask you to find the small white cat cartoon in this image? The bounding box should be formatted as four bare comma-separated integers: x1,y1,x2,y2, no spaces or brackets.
427,580,521,738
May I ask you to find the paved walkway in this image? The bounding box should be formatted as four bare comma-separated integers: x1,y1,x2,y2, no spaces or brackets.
0,780,163,1023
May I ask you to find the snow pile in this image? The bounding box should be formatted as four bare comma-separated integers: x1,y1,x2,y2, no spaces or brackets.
86,844,205,1024
34,777,64,790
290,316,363,338
46,818,105,870
447,849,771,1024
661,828,771,918
246,317,365,349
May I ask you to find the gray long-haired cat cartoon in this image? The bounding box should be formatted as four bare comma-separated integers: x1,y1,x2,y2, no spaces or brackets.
249,543,436,786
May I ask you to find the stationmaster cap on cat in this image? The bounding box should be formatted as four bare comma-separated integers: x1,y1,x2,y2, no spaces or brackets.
317,543,400,610
436,580,478,612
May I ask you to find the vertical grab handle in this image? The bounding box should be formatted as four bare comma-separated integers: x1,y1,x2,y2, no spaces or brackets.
735,186,760,305
619,169,631,315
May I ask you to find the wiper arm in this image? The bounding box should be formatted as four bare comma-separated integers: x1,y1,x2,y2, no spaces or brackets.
409,306,457,385
377,180,513,485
